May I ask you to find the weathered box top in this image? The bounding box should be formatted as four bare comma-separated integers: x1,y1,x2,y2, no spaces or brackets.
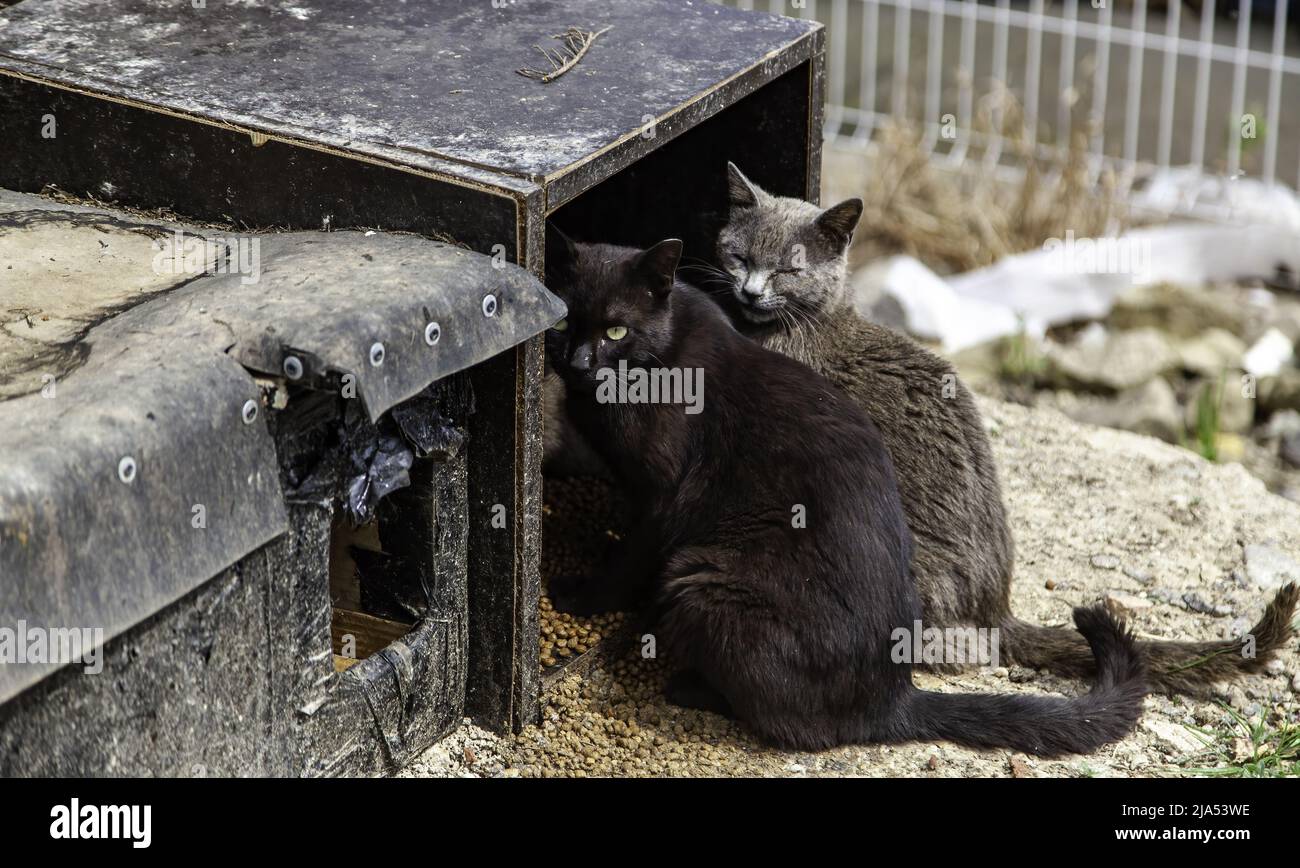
0,0,818,198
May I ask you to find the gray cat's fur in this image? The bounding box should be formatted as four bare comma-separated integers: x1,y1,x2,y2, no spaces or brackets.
714,162,1297,692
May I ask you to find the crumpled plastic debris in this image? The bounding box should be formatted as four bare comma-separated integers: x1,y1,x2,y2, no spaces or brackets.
283,382,468,528
391,393,465,461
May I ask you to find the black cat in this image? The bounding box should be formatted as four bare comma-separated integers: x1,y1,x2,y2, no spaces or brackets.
544,230,1147,755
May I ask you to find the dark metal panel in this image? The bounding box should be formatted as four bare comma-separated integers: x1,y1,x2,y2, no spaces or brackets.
805,27,827,205
152,231,566,422
0,75,528,243
464,184,547,733
464,346,528,732
0,301,287,706
0,454,471,776
0,557,284,776
0,197,563,705
0,0,817,184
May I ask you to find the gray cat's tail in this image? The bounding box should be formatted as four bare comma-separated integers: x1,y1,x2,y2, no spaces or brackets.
889,605,1147,757
1000,583,1298,694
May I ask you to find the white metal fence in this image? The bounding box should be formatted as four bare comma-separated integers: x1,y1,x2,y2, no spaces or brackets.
721,0,1300,214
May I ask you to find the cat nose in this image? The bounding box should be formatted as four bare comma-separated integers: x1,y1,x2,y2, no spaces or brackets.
569,343,593,372
742,276,767,298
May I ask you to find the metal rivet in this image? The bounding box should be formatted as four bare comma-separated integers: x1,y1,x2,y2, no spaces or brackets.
369,342,386,367
482,294,497,317
242,399,259,424
117,456,137,484
283,355,304,380
424,321,441,346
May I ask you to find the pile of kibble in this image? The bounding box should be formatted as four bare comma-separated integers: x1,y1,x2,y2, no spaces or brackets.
504,655,760,777
539,476,628,670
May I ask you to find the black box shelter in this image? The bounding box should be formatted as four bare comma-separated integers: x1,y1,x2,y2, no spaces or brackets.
0,0,823,773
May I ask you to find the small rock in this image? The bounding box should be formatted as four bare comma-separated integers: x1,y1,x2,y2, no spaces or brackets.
1175,328,1247,379
1148,588,1182,607
1090,554,1121,570
1104,592,1153,617
926,754,940,771
1058,378,1183,443
1192,704,1218,726
1044,578,1057,590
463,746,476,765
1225,685,1250,711
1110,282,1248,339
1046,327,1178,393
992,666,1009,679
1123,566,1154,585
1263,408,1300,440
1141,718,1204,755
1281,432,1300,469
1242,327,1294,378
1182,593,1231,617
1008,756,1035,778
1259,368,1300,414
1244,542,1300,590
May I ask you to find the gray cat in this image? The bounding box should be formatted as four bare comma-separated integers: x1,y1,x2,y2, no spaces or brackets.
713,162,1297,692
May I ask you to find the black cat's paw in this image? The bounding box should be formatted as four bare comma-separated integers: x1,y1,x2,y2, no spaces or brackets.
547,573,613,616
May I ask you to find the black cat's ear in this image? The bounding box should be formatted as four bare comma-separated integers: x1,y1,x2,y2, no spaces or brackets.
633,238,683,297
726,162,760,209
815,198,863,249
546,225,578,281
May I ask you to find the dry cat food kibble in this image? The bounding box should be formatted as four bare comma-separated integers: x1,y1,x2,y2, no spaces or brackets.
506,656,752,778
526,479,762,774
540,476,628,669
539,597,622,667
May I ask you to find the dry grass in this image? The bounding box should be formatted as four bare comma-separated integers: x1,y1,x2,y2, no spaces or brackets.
849,92,1130,275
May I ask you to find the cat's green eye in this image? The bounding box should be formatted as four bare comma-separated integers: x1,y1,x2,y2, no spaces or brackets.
606,326,628,341
552,318,568,332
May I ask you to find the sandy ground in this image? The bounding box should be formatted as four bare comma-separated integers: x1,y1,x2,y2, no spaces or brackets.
403,398,1300,778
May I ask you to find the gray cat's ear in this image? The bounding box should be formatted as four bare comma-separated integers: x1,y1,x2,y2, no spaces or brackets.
726,162,760,209
815,198,863,249
634,238,683,296
546,225,577,279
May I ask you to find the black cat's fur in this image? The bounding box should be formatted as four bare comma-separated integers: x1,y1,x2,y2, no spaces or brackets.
544,231,1147,754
